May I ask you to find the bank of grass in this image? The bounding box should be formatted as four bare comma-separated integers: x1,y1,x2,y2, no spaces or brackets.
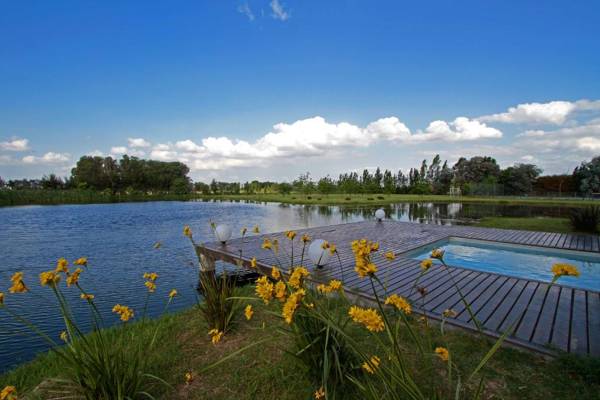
202,193,600,207
477,216,577,233
2,286,598,399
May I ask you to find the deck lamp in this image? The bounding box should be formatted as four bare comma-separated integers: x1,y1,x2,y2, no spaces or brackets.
308,239,331,268
375,208,385,222
214,224,232,244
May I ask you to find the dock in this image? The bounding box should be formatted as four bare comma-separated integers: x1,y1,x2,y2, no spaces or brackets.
196,220,600,357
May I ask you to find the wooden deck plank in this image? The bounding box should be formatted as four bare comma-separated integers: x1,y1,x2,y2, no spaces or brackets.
588,292,600,357
550,287,573,351
570,290,589,355
531,285,561,345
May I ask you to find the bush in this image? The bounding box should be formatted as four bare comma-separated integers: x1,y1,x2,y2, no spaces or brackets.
569,206,600,232
376,196,385,200
345,197,351,201
198,271,242,332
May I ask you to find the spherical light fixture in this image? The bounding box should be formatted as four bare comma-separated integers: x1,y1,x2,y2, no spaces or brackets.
308,239,332,268
375,208,385,222
214,224,232,244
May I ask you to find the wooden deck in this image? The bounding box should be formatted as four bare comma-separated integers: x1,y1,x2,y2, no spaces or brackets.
197,220,600,357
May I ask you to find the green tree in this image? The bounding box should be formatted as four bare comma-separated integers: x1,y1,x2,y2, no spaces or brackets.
499,164,542,195
573,156,600,195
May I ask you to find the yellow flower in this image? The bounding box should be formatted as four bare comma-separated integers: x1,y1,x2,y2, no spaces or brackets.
352,239,380,278
55,258,69,273
144,280,157,293
60,331,68,342
443,309,457,318
9,272,28,294
271,267,281,280
384,251,396,261
362,355,381,374
316,283,328,294
81,293,95,300
261,239,272,250
282,289,305,324
73,257,88,266
301,234,311,243
551,263,580,279
244,304,254,320
253,225,260,233
348,306,385,332
328,243,337,255
355,261,378,278
328,280,342,291
241,227,248,236
274,281,287,301
183,225,192,238
0,385,17,400
39,270,61,287
250,257,257,269
169,289,178,298
66,268,83,287
431,248,445,259
208,328,223,344
288,267,309,289
286,230,297,240
0,292,4,306
385,294,412,314
420,259,433,271
112,304,134,322
435,347,449,362
321,240,329,249
255,276,274,304
184,371,194,385
153,242,162,249
143,272,159,282
314,387,325,399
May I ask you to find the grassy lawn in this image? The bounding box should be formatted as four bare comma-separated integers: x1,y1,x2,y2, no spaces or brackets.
477,217,576,233
201,193,600,207
2,286,599,399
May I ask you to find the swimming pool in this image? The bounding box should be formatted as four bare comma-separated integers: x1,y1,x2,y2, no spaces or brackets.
408,237,600,292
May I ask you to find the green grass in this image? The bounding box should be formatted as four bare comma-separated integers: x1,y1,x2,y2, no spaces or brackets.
202,193,600,207
2,285,598,399
478,217,576,233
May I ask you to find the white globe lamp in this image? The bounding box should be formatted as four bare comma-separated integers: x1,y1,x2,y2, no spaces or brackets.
308,239,332,268
214,224,232,244
375,208,385,222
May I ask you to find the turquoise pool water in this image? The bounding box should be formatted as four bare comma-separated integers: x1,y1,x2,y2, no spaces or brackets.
410,238,600,291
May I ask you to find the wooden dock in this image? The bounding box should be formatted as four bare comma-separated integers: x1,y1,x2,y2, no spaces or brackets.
197,220,600,357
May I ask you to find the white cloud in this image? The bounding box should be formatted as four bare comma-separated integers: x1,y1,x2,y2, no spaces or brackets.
0,138,29,151
22,152,70,164
413,117,502,142
237,2,255,21
270,0,289,20
479,99,600,125
577,136,600,151
87,150,105,157
127,138,151,148
110,146,128,155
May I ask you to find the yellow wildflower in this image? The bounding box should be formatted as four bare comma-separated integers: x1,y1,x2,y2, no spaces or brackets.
55,258,69,273
39,270,61,287
253,225,260,233
314,387,325,399
362,355,381,374
250,257,257,268
316,283,328,294
271,267,281,280
9,272,28,293
301,234,311,243
184,371,194,385
321,240,329,249
255,276,274,304
551,263,580,279
81,293,95,300
169,289,178,298
145,280,157,292
431,248,445,259
143,272,159,282
73,257,88,266
66,268,83,287
420,258,433,271
286,230,297,240
208,328,223,344
384,251,396,261
288,267,309,289
435,347,449,362
0,292,4,306
443,309,457,318
348,306,385,332
328,280,342,291
112,304,134,322
60,331,68,342
0,386,17,400
352,239,380,278
355,261,378,278
244,304,254,320
282,289,305,324
329,243,337,255
154,242,162,249
183,225,192,238
261,239,272,250
385,294,412,314
274,281,287,301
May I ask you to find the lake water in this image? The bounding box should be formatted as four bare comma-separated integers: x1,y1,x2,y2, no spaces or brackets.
0,200,573,371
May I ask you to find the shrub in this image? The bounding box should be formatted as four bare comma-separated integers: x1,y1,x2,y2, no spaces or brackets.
345,197,351,201
198,271,242,333
376,196,384,200
367,197,374,200
570,206,600,232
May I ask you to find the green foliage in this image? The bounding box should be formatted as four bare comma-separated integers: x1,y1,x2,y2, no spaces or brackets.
198,272,242,332
499,163,542,195
573,156,600,195
569,206,600,232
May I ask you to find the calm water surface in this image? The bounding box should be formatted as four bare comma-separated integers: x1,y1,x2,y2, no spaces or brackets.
0,200,572,370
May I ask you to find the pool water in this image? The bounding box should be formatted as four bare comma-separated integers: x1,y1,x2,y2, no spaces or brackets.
410,238,600,291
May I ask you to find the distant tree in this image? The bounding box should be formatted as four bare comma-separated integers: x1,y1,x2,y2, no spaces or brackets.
194,182,210,194
573,156,600,195
40,174,65,190
0,176,5,188
499,164,542,195
382,169,395,194
533,175,575,195
278,182,293,195
433,161,453,194
453,156,501,187
317,176,336,195
170,177,190,194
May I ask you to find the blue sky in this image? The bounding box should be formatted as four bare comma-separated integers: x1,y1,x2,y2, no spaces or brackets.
1,0,599,181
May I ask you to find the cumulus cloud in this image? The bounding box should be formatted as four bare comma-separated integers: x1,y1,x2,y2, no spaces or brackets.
127,138,151,148
479,99,600,125
22,152,70,164
577,137,600,151
110,146,128,155
237,2,255,21
270,0,289,20
0,138,29,151
414,117,502,142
